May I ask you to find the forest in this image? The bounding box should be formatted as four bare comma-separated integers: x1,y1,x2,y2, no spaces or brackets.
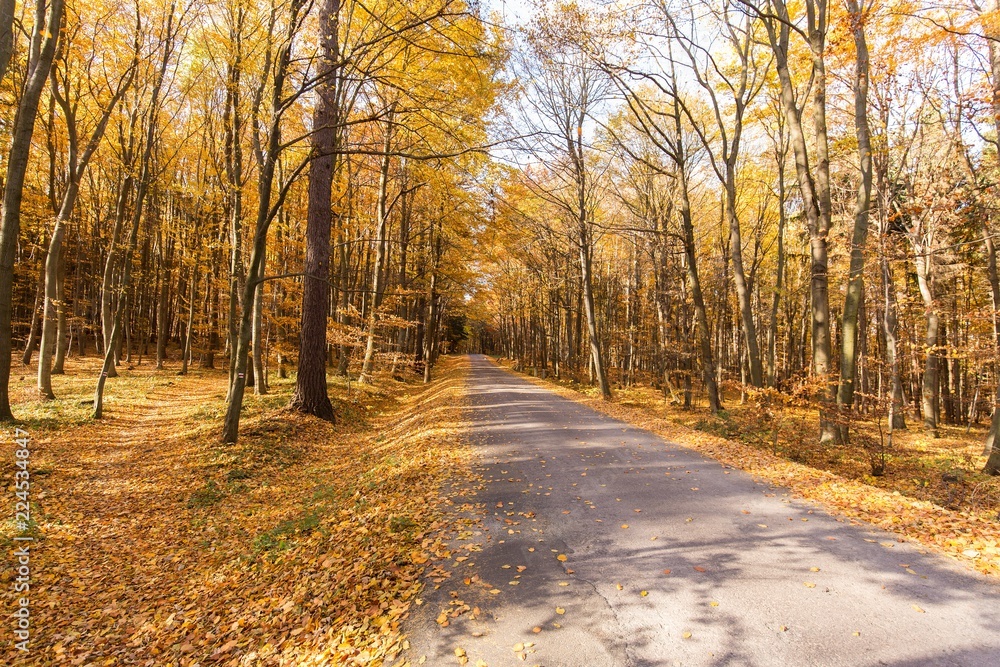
471,0,1000,474
1,0,1000,662
0,0,997,459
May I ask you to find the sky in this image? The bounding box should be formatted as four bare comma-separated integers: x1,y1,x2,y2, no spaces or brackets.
483,0,536,26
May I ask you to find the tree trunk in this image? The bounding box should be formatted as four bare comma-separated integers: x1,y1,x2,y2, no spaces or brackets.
0,0,64,418
916,252,939,436
767,137,786,388
181,258,196,375
22,253,46,366
725,183,763,388
981,0,1000,470
52,246,68,374
223,0,310,440
289,0,339,421
881,246,906,430
156,239,171,369
836,0,873,442
763,0,836,442
252,255,267,394
95,2,174,418
359,120,393,384
579,229,610,399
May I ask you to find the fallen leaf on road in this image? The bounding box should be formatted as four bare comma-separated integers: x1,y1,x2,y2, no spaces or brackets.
556,607,565,614
913,604,925,613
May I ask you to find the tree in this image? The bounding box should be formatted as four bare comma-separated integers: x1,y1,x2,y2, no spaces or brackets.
753,0,838,442
835,0,875,441
0,0,65,419
38,9,139,398
506,3,613,399
221,0,312,443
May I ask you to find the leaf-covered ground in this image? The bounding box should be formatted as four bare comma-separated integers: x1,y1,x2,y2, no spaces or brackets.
1,355,474,666
498,361,1000,577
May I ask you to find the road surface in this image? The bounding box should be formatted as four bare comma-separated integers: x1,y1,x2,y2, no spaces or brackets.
403,355,1000,666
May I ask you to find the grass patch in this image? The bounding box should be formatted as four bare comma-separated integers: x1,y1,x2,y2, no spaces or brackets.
187,479,225,508
252,511,323,556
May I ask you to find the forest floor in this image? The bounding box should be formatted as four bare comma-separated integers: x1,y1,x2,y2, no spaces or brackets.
496,360,1000,578
1,353,475,666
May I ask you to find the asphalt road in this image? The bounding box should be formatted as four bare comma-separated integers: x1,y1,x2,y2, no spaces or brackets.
403,355,1000,666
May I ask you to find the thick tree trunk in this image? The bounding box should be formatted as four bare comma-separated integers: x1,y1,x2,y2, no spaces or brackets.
836,0,873,442
0,0,15,83
39,179,82,397
289,0,339,421
763,1,836,442
0,0,64,418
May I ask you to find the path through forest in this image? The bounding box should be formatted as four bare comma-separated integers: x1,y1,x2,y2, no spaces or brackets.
404,355,1000,666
